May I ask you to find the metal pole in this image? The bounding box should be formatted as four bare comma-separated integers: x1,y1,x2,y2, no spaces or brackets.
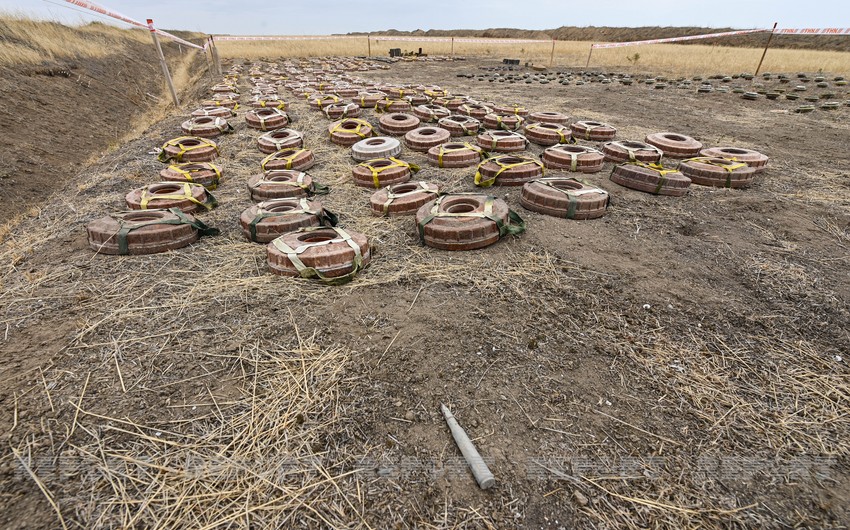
451,37,454,58
147,19,179,107
549,38,555,67
367,34,371,57
585,44,594,68
754,22,778,77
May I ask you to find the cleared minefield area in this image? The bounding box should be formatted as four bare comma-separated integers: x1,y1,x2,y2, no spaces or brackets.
1,54,849,529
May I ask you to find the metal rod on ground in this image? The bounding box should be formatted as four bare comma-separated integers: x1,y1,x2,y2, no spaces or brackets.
550,38,555,67
367,34,371,57
441,404,495,489
146,19,179,108
755,22,778,77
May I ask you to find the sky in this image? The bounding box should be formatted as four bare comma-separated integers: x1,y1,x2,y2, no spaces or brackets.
1,0,847,34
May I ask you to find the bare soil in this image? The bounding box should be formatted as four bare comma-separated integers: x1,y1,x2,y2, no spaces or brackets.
0,40,191,222
0,57,848,529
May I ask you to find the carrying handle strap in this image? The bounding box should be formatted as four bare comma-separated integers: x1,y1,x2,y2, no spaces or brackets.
314,95,340,109
139,182,218,211
257,99,287,110
361,157,420,188
168,163,221,190
526,123,574,145
374,99,399,113
681,156,748,188
329,120,371,139
157,137,219,163
553,146,600,171
537,177,609,218
114,208,219,255
474,157,544,187
610,142,663,162
324,103,356,120
416,194,526,244
247,199,337,241
381,181,438,216
618,162,678,195
580,122,608,141
263,131,302,151
435,143,484,167
261,149,308,171
271,227,363,285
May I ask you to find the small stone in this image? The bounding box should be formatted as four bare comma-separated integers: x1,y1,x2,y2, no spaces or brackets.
574,490,589,506
405,411,415,421
394,401,402,407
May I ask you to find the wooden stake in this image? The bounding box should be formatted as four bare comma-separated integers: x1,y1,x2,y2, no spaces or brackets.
755,22,778,77
451,37,455,58
210,35,222,75
204,37,215,81
585,44,594,68
147,19,180,107
367,34,371,57
549,38,555,67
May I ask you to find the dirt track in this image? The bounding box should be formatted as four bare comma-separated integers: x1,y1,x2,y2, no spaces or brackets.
0,57,848,529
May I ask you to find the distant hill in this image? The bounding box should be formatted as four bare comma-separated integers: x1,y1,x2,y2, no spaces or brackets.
345,26,850,52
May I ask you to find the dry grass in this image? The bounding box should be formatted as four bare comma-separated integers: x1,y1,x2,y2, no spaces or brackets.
215,36,850,75
0,15,150,65
13,329,367,528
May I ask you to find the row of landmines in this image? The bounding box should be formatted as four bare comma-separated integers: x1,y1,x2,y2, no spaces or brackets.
86,57,769,284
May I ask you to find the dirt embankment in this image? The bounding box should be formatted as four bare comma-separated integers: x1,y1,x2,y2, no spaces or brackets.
0,20,203,223
348,26,850,51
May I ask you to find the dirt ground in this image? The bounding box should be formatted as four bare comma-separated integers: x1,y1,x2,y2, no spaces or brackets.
0,56,848,529
0,40,195,223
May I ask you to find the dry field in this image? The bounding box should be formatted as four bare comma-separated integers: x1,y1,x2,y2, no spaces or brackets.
0,18,849,530
216,37,850,76
0,15,151,65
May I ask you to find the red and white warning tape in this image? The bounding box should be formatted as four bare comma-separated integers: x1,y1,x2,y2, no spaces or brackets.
211,35,365,42
591,28,770,49
592,27,850,49
211,35,548,45
373,36,547,44
774,28,850,35
63,0,204,49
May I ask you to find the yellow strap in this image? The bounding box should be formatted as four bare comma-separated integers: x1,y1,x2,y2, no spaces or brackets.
580,122,607,140
168,163,221,186
361,157,418,188
630,161,680,176
139,182,205,209
683,156,748,172
474,157,543,187
329,120,370,138
314,95,340,109
435,143,481,167
252,171,308,189
161,137,218,162
261,149,308,171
